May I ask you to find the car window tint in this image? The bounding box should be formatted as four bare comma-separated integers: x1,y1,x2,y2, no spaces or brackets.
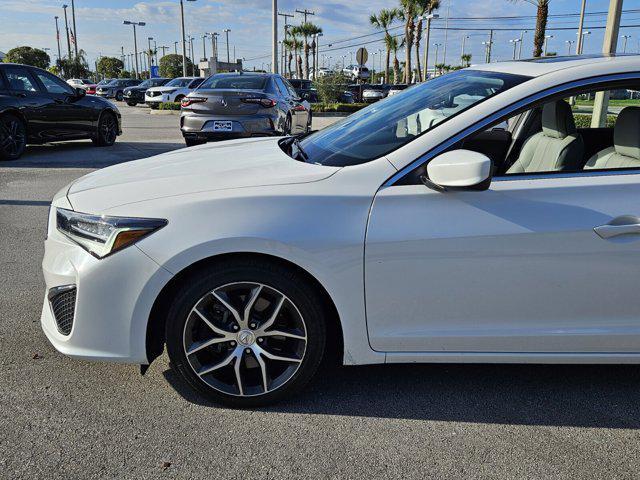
5,67,39,92
189,78,204,88
199,75,266,90
34,70,74,94
275,77,289,97
282,79,299,98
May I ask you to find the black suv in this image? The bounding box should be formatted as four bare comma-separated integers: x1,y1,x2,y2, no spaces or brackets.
123,77,171,106
96,78,141,101
0,63,122,161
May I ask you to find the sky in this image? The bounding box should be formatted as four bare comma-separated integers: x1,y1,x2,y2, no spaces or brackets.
1,0,639,73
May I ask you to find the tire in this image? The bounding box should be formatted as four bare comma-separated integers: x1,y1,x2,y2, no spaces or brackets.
150,104,159,110
165,258,327,407
126,101,137,107
184,137,206,147
115,91,124,101
306,111,312,133
0,114,27,161
282,114,292,136
92,111,118,147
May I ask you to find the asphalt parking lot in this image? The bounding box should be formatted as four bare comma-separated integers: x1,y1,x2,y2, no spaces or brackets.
1,103,640,479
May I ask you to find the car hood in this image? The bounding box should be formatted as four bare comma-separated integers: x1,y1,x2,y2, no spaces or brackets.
124,86,145,93
66,137,340,212
147,86,183,93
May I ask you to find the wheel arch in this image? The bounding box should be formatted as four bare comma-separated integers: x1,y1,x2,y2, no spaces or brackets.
145,251,344,366
96,107,119,133
0,107,29,136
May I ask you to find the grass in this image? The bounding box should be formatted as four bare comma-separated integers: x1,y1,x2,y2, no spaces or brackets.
311,103,367,113
574,99,640,107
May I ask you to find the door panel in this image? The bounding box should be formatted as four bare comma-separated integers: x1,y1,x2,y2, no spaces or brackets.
3,66,53,141
365,173,640,353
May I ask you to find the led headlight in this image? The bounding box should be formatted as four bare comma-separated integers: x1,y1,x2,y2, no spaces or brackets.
56,208,167,258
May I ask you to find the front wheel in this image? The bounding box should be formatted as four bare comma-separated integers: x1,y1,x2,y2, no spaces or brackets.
0,114,27,161
165,259,327,407
115,91,124,101
306,111,312,133
282,114,292,136
126,101,137,107
92,112,118,147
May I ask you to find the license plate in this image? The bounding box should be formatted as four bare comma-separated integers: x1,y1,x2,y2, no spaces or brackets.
213,121,233,132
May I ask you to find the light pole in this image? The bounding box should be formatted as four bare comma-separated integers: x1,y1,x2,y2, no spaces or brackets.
577,30,591,54
510,38,521,60
70,0,79,59
62,5,72,60
566,40,575,55
54,16,62,63
433,43,441,74
272,0,278,73
174,41,179,55
460,35,469,66
576,0,587,55
123,20,145,79
223,28,231,63
543,35,553,56
179,0,197,77
315,33,323,76
419,13,439,81
518,30,527,59
622,34,631,53
201,34,207,61
188,35,195,75
147,36,154,68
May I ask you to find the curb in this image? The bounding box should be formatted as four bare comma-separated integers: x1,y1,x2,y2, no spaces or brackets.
312,112,351,118
149,109,181,116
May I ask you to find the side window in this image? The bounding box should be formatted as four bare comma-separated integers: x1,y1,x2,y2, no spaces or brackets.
275,77,289,97
190,78,204,88
34,70,74,95
452,84,640,178
282,79,299,98
4,67,39,92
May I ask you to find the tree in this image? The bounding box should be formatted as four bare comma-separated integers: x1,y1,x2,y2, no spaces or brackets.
291,22,322,79
387,35,404,84
370,8,401,84
510,0,550,57
399,0,420,83
97,57,124,79
413,0,440,82
309,26,323,78
57,49,90,78
4,46,50,69
315,73,350,103
461,53,472,67
283,37,301,78
159,54,193,78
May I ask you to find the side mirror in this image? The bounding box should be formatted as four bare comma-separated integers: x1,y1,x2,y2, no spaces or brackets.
424,149,492,192
74,87,86,98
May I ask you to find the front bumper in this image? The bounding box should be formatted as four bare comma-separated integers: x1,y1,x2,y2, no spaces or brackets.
41,198,172,364
96,90,115,99
124,91,144,103
145,93,171,104
180,113,277,140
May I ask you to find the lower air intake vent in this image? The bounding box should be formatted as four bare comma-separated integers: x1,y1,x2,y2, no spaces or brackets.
48,285,77,336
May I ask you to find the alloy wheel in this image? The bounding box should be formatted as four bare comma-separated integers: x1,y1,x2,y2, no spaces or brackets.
0,116,26,159
183,282,307,397
100,114,117,145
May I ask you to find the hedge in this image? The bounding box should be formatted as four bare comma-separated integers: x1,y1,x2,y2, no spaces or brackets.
573,113,616,129
311,103,367,113
158,102,182,111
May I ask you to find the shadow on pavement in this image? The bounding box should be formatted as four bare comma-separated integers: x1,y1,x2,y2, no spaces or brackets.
164,362,640,428
0,141,185,169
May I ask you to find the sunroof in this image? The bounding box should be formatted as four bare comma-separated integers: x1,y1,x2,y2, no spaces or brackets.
522,53,634,63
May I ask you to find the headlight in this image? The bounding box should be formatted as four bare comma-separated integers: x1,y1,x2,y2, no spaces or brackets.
56,208,167,259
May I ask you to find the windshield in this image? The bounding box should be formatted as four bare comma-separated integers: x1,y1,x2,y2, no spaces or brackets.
298,70,529,166
165,78,194,87
199,74,267,90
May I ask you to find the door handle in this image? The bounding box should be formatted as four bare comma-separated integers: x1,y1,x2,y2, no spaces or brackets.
594,215,640,239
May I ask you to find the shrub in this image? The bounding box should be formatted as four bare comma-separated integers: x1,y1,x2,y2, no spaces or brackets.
158,102,182,111
311,103,367,113
314,73,351,103
573,113,616,129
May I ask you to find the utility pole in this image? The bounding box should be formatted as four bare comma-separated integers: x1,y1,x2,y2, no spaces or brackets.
486,30,494,63
460,35,469,66
224,29,231,63
576,0,587,54
201,34,207,61
54,16,62,64
421,13,438,81
622,34,631,53
510,39,520,60
179,0,197,77
71,0,79,59
159,45,169,59
433,43,441,72
592,0,623,128
121,46,125,68
566,40,575,55
62,5,72,60
174,41,179,55
272,0,278,73
442,0,451,65
278,11,294,76
295,8,315,23
518,30,527,59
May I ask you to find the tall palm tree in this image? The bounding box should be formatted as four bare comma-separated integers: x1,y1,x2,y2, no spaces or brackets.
309,25,323,78
370,8,401,84
413,0,440,82
510,0,550,57
282,37,296,77
291,36,303,79
292,22,322,79
386,35,405,84
399,0,420,83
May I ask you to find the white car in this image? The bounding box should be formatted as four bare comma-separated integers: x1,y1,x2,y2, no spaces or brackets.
42,55,640,407
145,77,204,108
342,64,371,81
67,78,94,89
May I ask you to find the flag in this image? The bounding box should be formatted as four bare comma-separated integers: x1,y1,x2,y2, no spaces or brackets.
70,30,76,45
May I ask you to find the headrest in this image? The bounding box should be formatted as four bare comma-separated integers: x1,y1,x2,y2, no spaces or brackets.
614,107,640,160
542,100,576,139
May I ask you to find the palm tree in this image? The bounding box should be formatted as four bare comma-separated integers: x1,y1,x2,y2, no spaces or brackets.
282,37,296,77
510,0,550,57
291,36,303,79
399,0,420,83
309,26,323,78
461,53,472,67
370,8,401,84
413,0,440,82
386,35,405,84
292,22,321,79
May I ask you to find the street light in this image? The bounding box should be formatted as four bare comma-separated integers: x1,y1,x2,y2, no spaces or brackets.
622,35,632,53
543,35,553,56
54,16,62,63
418,13,439,81
460,34,469,66
179,0,197,76
147,36,154,71
577,30,591,54
509,38,521,60
566,40,575,55
518,30,527,59
123,20,145,79
223,28,231,63
433,43,442,73
314,32,323,76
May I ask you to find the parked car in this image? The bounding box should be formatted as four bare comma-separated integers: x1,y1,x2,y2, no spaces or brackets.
287,78,318,102
362,84,390,102
0,63,121,161
67,78,97,95
386,83,409,96
41,55,640,407
145,77,204,109
123,77,171,106
181,72,311,146
342,64,371,81
310,67,332,80
96,78,141,101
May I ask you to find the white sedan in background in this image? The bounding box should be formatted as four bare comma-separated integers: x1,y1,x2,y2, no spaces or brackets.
42,55,640,407
144,76,204,108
